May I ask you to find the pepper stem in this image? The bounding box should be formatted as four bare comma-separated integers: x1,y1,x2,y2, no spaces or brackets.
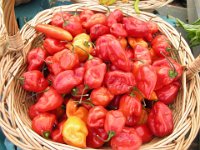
96,131,115,142
76,45,93,60
43,131,50,139
134,0,140,14
79,85,89,105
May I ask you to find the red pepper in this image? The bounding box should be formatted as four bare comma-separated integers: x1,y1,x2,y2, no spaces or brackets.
108,38,132,72
33,87,63,112
111,127,142,150
110,23,127,38
51,121,65,143
84,57,103,70
28,105,42,120
71,84,89,98
32,113,57,139
53,67,85,94
105,71,136,95
90,24,110,41
135,124,153,143
62,15,84,37
147,101,174,137
107,9,123,27
135,65,157,99
133,45,152,65
51,104,66,121
50,12,72,27
86,127,108,148
147,21,159,34
123,17,149,38
151,35,171,57
35,24,73,41
27,47,47,71
79,9,94,23
84,63,106,89
20,70,49,92
43,37,66,55
95,34,116,61
104,110,126,135
119,94,142,117
90,87,114,107
82,13,107,29
87,106,107,128
156,81,181,105
46,49,79,75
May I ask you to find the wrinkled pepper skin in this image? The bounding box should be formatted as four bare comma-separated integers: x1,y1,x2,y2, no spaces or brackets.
110,23,127,38
34,87,64,112
79,9,94,23
104,110,126,135
62,116,88,148
147,101,174,137
86,127,108,148
21,70,49,92
90,24,110,41
111,127,142,150
90,87,114,107
32,113,57,139
107,9,123,27
27,47,47,71
84,57,103,71
50,12,72,27
135,124,153,143
105,71,136,95
128,37,148,49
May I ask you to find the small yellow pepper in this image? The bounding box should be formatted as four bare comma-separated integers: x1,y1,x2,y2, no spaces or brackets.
128,37,148,49
62,116,88,148
66,99,89,123
73,33,93,62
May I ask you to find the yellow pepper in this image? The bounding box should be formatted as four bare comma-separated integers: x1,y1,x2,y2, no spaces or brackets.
99,0,117,5
66,99,89,123
62,116,88,148
73,33,93,62
128,37,148,49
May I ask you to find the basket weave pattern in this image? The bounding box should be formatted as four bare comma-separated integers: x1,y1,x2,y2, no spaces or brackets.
0,1,200,150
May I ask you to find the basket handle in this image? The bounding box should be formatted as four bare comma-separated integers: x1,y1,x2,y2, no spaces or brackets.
187,55,200,80
2,0,24,52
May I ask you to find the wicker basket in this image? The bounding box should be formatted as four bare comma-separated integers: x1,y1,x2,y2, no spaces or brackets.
1,0,200,150
71,0,174,10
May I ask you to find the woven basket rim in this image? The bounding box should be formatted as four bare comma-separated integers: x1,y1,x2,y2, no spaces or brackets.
0,3,200,150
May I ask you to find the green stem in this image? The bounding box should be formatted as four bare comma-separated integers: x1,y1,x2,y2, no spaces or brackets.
43,131,50,139
134,0,140,14
96,131,115,142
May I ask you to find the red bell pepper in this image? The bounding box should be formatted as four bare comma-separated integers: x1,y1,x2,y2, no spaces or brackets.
51,121,65,143
107,9,123,27
32,113,57,139
27,47,47,71
156,81,181,105
90,24,110,41
53,67,85,94
104,110,126,135
84,63,106,89
20,70,49,92
135,124,153,143
147,101,174,137
50,12,72,27
105,71,136,95
110,23,127,38
90,87,114,107
33,87,64,112
111,127,142,150
135,65,157,99
87,106,107,128
86,127,108,148
43,37,66,55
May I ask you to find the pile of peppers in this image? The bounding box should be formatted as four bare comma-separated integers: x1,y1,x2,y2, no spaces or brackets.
21,8,183,150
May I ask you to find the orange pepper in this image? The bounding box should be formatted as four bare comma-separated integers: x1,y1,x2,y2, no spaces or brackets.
128,37,148,49
136,109,148,125
118,37,128,49
66,99,88,123
62,116,88,148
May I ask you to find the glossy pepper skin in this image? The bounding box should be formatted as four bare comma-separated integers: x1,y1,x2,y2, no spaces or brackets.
104,110,126,135
123,17,149,38
32,113,57,139
84,57,103,71
90,24,110,41
66,99,89,123
21,70,49,92
147,101,174,137
50,12,72,27
43,37,66,55
135,124,153,143
90,87,114,107
84,63,107,89
79,9,94,23
87,106,107,128
156,81,181,105
62,116,88,148
135,65,157,99
51,121,65,143
105,71,136,95
107,9,123,27
53,67,84,94
86,127,108,148
27,47,47,71
110,23,127,38
33,87,64,112
111,127,142,150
